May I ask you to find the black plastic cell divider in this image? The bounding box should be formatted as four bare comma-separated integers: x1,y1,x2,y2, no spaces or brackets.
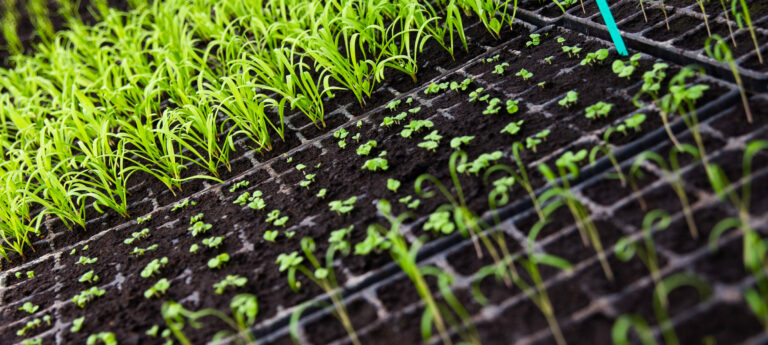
249,22,742,344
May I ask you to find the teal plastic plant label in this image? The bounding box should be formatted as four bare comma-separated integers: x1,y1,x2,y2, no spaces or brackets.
595,0,629,56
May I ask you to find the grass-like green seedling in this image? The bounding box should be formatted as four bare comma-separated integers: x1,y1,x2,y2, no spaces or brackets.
202,236,224,249
449,78,473,92
706,35,753,123
163,294,260,345
558,90,578,108
229,181,249,193
19,302,39,314
580,48,609,66
615,210,670,294
265,209,289,226
506,100,520,114
732,0,763,64
70,317,85,333
515,68,533,81
72,287,106,308
526,33,541,47
124,228,150,245
492,62,509,75
450,136,475,150
78,270,99,284
76,256,98,265
616,113,647,135
482,98,502,115
137,214,152,224
590,128,627,187
208,253,230,269
213,275,248,294
356,140,378,156
612,53,642,79
585,101,614,119
424,82,449,95
329,196,357,215
145,279,171,299
188,221,212,237
500,120,524,136
387,179,401,193
171,198,196,212
141,257,169,278
562,45,582,58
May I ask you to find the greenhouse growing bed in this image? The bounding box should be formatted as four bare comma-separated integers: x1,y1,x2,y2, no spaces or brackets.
1,1,767,345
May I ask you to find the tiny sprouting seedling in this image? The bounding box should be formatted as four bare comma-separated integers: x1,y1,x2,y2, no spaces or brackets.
188,221,212,237
526,34,541,47
124,228,150,245
329,196,357,215
213,275,248,295
380,112,407,127
189,244,199,254
706,35,753,123
78,270,99,284
208,253,230,269
145,278,171,299
247,191,266,210
356,140,378,156
77,256,98,265
450,136,475,150
387,179,401,193
406,97,414,105
580,48,609,66
278,237,361,345
234,192,250,206
409,106,422,114
202,236,224,249
398,195,421,209
265,210,289,227
70,317,85,333
611,53,642,79
616,113,647,135
356,121,362,128
141,257,169,278
558,91,579,108
263,230,279,242
544,56,554,64
458,151,504,176
419,131,443,152
424,82,449,95
492,62,509,75
562,45,582,58
515,68,533,81
537,82,546,88
286,156,293,163
556,37,566,45
285,231,296,239
449,78,473,92
19,302,39,314
401,120,434,138
16,316,51,337
483,54,501,63
483,98,502,115
316,188,328,199
334,128,349,149
362,155,389,172
171,198,196,212
299,174,315,189
615,210,670,295
590,128,627,186
585,101,614,119
229,181,249,193
506,100,520,114
190,213,204,224
23,338,42,345
351,133,361,142
526,130,550,153
87,332,117,345
163,294,260,345
72,287,106,308
70,249,77,256
137,214,152,224
26,271,34,278
732,0,763,64
500,120,524,136
423,211,455,235
468,88,485,102
295,164,306,173
385,100,401,111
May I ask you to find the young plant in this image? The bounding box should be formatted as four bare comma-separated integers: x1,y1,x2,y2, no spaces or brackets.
515,68,533,81
401,120,434,138
124,228,150,245
458,151,504,175
589,128,627,186
265,210,289,227
361,153,389,172
584,102,614,119
614,210,671,295
612,54,642,79
163,294,259,345
78,270,100,284
19,302,40,314
208,253,230,269
492,62,510,75
86,332,117,345
500,121,524,136
424,82,449,95
526,33,541,47
450,136,475,150
356,140,378,156
506,100,520,114
141,257,169,278
580,49,609,66
706,35,753,123
616,113,647,135
387,179,401,193
562,45,582,58
449,78,473,92
229,181,249,193
188,221,212,237
70,317,85,333
732,0,763,64
72,287,106,308
558,91,578,108
213,275,248,295
145,278,171,299
329,196,357,215
482,98,502,115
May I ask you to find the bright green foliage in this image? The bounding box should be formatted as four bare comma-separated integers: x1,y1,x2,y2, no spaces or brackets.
515,69,533,81
202,236,224,249
213,275,248,294
76,256,98,265
450,78,473,92
458,151,503,175
78,270,99,284
229,181,249,193
562,45,582,58
263,230,279,242
190,213,204,224
362,155,390,172
316,188,328,199
501,120,525,136
188,221,213,237
424,82,449,95
483,54,501,63
450,136,475,149
423,211,455,234
171,199,196,212
208,253,230,269
558,91,579,108
616,114,647,135
137,215,152,224
19,302,39,314
70,317,85,333
401,120,434,138
265,210,289,227
124,228,150,245
585,102,614,119
276,252,304,272
492,62,509,75
354,226,392,255
72,287,106,308
398,195,421,209
356,140,378,156
483,98,502,115
386,100,402,111
612,54,642,79
526,34,541,47
506,100,520,114
387,179,401,193
141,257,169,278
329,196,357,215
468,88,486,102
144,279,171,299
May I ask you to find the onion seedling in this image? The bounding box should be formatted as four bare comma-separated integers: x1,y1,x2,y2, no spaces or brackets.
279,236,361,345
162,294,259,345
731,0,763,63
706,35,753,123
631,145,700,238
538,150,614,280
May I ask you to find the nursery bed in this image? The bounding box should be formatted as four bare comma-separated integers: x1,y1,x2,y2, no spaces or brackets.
1,7,766,345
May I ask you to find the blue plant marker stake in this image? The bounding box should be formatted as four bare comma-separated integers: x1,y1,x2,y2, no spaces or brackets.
595,0,629,56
